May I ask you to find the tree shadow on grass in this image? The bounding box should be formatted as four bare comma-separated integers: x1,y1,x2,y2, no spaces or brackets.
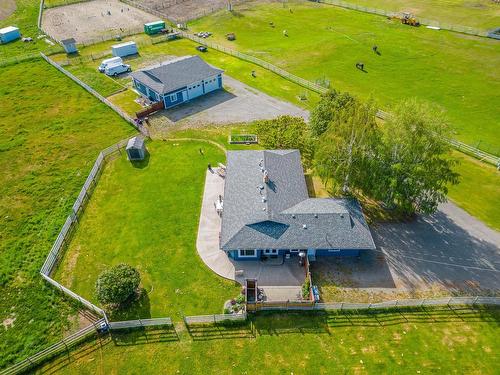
108,288,151,322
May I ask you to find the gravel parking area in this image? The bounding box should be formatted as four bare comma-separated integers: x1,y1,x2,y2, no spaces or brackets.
0,0,16,20
42,0,157,43
150,75,309,129
312,202,500,301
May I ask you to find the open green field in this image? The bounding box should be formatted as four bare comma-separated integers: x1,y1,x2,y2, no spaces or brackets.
336,0,500,30
190,1,500,154
39,307,500,374
54,141,240,321
0,59,134,368
448,152,500,231
51,36,320,110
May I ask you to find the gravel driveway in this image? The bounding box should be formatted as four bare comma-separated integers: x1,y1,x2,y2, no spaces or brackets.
313,202,500,297
159,75,309,125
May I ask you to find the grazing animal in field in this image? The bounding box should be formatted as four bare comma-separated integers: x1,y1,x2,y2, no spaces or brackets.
356,62,364,71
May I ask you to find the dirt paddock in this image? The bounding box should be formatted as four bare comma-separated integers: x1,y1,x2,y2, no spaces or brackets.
0,0,16,20
42,0,157,44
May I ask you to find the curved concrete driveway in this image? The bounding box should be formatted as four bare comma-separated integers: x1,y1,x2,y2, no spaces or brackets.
196,169,236,281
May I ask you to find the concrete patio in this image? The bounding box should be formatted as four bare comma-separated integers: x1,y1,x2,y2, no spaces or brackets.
196,169,306,300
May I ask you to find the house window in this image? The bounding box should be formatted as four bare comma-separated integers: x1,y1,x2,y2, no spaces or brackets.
238,249,256,258
168,93,177,102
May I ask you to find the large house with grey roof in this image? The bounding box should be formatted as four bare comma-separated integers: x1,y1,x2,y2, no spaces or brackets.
131,55,223,109
220,150,376,261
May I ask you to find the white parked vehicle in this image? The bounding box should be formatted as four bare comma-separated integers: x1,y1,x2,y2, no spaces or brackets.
104,63,131,77
98,56,123,73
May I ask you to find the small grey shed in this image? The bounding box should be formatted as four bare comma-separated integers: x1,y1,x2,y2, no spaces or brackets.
61,38,77,54
126,136,146,161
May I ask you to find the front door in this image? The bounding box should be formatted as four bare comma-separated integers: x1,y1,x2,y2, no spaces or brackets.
263,249,278,256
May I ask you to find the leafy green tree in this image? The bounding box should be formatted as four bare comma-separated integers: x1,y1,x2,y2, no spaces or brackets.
95,264,140,306
255,115,314,168
376,99,459,215
310,90,356,137
315,99,380,194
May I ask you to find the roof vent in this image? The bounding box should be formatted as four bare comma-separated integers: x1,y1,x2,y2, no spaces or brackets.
262,207,266,211
314,214,318,218
262,197,266,203
302,224,307,229
292,214,296,219
258,185,264,190
340,213,344,218
263,170,269,183
259,159,263,167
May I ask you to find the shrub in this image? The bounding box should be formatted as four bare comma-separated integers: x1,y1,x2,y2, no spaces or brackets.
235,294,245,304
302,275,311,300
95,264,140,306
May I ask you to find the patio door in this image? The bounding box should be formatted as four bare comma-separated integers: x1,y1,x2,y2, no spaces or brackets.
263,249,278,255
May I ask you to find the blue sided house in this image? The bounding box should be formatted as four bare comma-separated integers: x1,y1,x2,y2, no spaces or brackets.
131,55,223,109
220,150,376,262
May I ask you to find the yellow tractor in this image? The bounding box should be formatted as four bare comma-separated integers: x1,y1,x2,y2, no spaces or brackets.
390,12,420,27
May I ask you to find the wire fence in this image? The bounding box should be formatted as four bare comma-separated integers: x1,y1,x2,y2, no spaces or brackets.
0,318,106,375
314,0,490,38
184,313,247,325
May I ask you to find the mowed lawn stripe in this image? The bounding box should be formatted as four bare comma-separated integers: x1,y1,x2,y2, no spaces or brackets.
55,141,239,321
0,59,134,368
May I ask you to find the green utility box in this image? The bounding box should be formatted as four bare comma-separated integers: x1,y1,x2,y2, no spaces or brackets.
144,21,165,35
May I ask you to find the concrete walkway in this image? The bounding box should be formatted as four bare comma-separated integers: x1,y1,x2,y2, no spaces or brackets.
196,170,306,296
196,169,236,281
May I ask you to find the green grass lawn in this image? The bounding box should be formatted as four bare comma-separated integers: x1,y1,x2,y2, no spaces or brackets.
54,141,240,321
190,1,500,154
329,0,500,31
0,59,135,369
448,152,500,231
0,0,62,59
50,36,320,110
39,307,500,374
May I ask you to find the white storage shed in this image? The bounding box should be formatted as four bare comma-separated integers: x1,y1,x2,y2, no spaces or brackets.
112,41,138,58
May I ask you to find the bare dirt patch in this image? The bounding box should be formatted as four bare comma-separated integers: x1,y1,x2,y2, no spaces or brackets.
136,0,247,23
0,0,16,20
42,0,157,43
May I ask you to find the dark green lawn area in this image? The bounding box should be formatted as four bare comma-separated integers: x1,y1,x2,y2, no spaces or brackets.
54,141,240,321
0,59,134,369
190,1,500,154
39,307,500,374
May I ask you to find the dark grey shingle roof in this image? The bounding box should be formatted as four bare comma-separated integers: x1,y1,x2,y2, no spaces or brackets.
131,56,223,95
220,150,375,251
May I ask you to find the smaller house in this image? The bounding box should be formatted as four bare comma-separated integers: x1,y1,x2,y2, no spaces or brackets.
131,56,223,109
126,136,146,161
61,38,77,54
0,26,21,44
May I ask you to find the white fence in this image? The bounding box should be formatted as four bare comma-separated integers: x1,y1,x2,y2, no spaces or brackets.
314,0,489,38
184,313,247,325
0,319,106,375
109,317,173,330
256,296,500,312
40,53,148,136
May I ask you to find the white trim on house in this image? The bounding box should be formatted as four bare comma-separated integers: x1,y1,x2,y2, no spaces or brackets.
238,249,257,258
